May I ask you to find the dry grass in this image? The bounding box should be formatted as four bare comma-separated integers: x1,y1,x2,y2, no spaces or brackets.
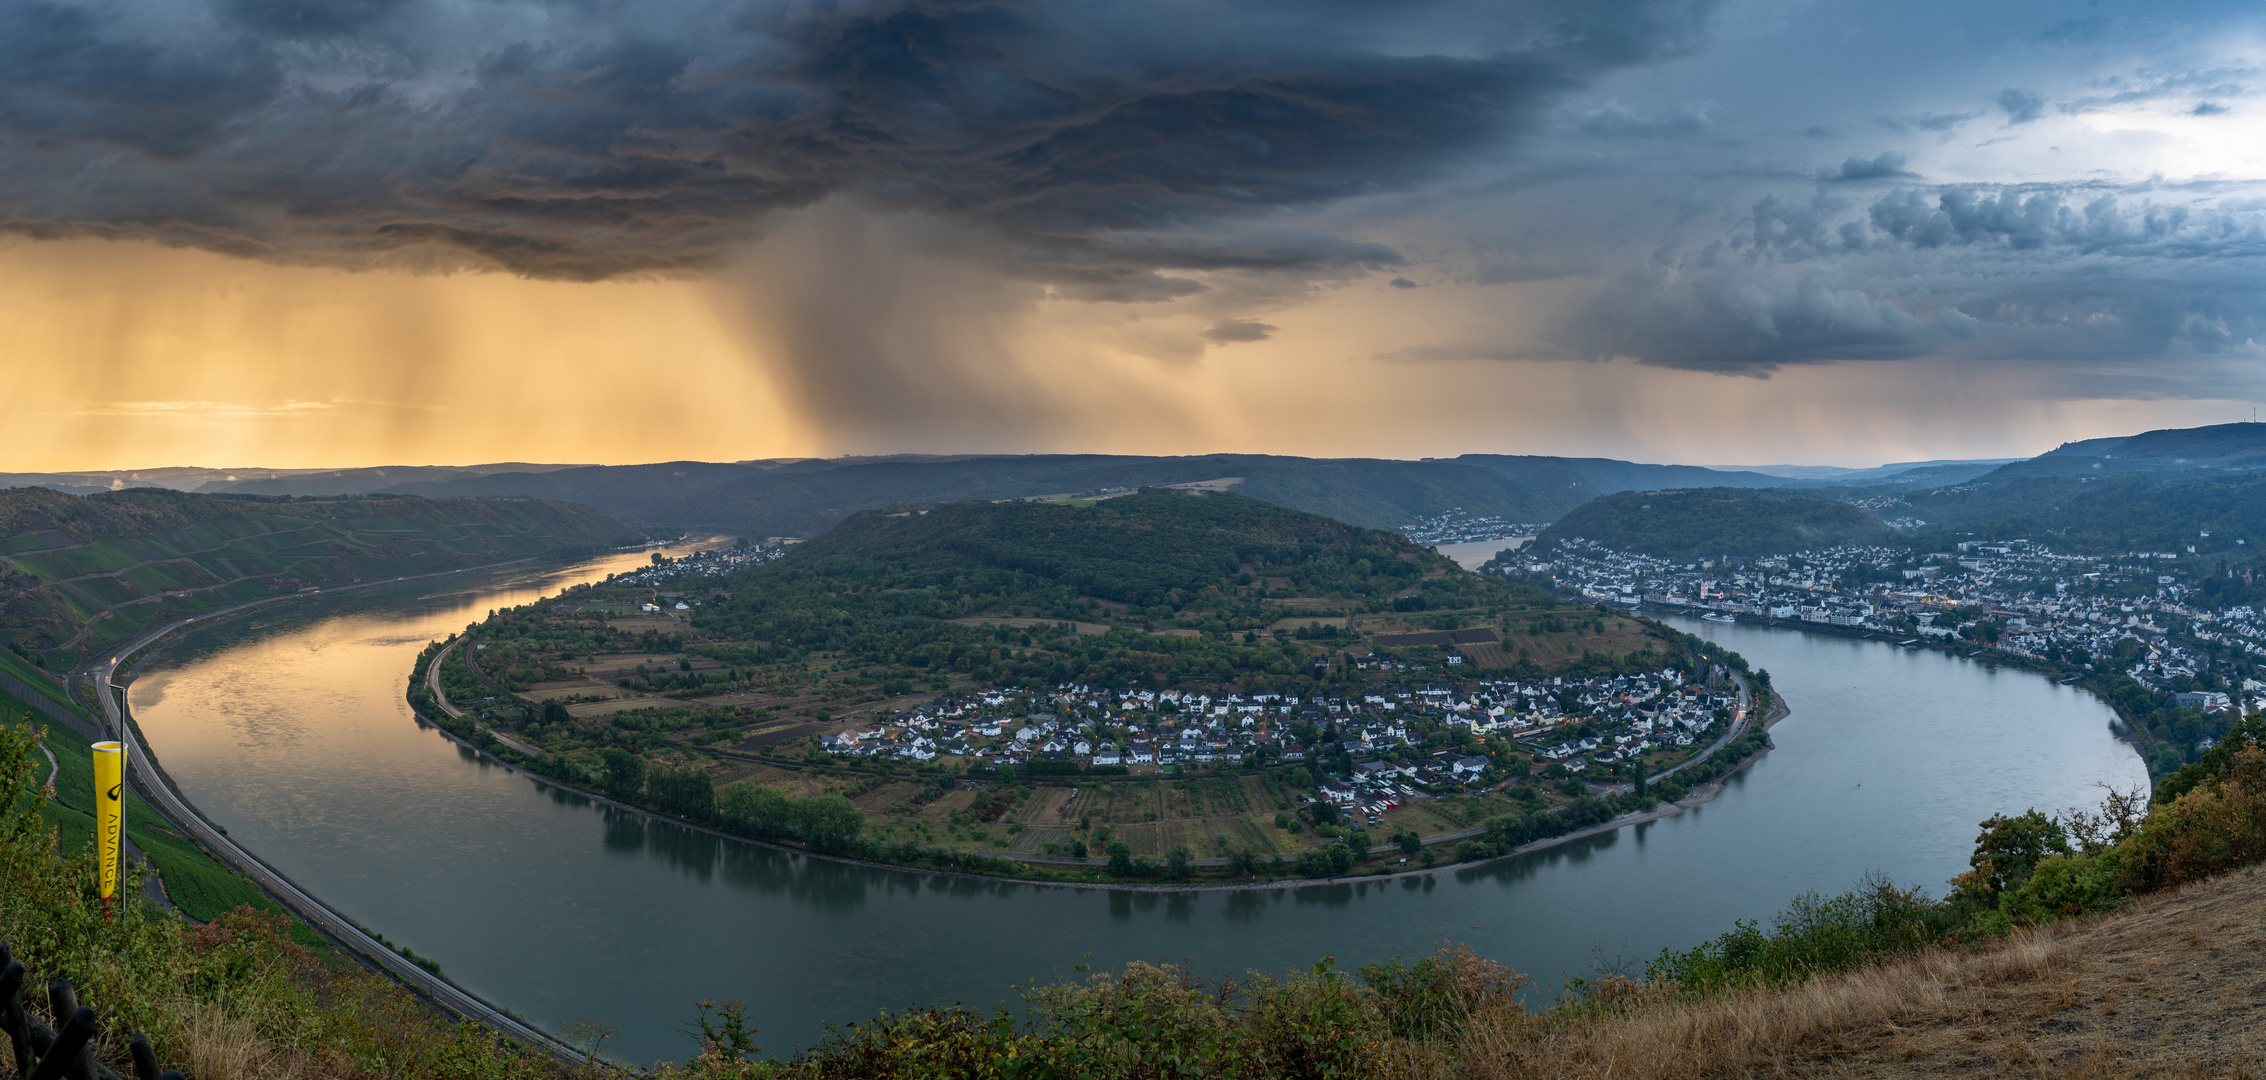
173,1000,297,1080
1397,866,2266,1080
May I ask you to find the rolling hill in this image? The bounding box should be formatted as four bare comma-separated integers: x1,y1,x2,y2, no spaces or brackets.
1536,488,1892,562
1978,421,2266,481
1902,473,2266,555
749,489,1454,615
0,487,637,668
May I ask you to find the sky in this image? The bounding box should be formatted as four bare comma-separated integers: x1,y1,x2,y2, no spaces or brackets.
2,0,2263,470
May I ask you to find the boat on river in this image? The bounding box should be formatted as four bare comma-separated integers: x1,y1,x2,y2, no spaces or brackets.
1702,613,1737,623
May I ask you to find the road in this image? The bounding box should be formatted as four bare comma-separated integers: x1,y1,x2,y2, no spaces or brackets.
425,637,544,756
78,567,585,1066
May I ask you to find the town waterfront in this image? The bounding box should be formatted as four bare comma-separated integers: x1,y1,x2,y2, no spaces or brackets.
125,554,2146,1063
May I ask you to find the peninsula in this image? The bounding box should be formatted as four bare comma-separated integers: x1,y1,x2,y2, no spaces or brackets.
413,489,1778,884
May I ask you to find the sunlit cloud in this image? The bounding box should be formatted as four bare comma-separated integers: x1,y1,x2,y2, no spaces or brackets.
0,0,2263,471
66,399,441,419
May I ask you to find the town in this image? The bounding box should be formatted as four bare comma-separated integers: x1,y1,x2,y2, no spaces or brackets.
817,665,1748,821
1513,532,2255,774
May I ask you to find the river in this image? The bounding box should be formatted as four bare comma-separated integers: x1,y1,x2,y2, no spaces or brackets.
125,554,2148,1063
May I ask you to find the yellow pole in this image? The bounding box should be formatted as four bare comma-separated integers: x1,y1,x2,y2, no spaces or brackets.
93,741,125,901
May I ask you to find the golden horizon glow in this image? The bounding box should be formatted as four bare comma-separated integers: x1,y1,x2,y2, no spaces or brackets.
0,233,2240,474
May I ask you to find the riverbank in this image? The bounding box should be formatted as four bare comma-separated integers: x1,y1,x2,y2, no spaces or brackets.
81,558,610,1066
129,555,2146,1060
1654,605,2168,783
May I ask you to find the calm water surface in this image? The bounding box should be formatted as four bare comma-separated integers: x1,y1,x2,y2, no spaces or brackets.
129,561,2147,1063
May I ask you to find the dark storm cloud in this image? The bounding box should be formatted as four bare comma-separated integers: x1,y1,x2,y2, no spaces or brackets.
1509,178,2266,374
1997,87,2047,124
0,0,1721,284
1200,317,1277,344
1568,100,1713,138
1877,110,1976,134
1829,151,1915,181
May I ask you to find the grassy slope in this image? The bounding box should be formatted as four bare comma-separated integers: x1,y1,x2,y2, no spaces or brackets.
1539,487,1891,561
1559,867,2266,1078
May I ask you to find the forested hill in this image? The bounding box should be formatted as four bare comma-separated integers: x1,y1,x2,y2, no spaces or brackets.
0,487,636,668
668,489,1605,689
734,490,1459,619
1537,489,1891,562
1902,473,2266,554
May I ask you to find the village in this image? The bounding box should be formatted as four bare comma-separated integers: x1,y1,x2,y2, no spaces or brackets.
1518,532,2259,765
815,665,1746,822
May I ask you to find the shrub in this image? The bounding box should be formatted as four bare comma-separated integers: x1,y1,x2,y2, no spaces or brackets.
1643,873,1946,995
1995,851,2125,927
2117,741,2266,894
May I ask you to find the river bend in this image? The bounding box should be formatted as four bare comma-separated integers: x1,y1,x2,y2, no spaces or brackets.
126,555,2147,1062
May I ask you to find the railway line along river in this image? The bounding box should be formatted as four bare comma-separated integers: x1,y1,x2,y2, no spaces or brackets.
123,550,2149,1063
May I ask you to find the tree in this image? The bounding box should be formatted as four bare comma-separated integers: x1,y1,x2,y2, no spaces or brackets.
1107,840,1134,877
600,747,645,799
1165,845,1194,879
1954,810,2071,902
1325,842,1354,876
717,782,792,837
1398,832,1421,856
541,698,571,727
647,763,717,822
792,795,867,853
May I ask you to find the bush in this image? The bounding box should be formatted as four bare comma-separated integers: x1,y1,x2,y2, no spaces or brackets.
2117,741,2266,894
1995,851,2125,927
1643,874,1947,995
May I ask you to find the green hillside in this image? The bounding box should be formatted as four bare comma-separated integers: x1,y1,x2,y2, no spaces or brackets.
1538,488,1891,561
760,489,1450,613
0,487,638,668
454,491,1682,758
1980,421,2266,481
1898,474,2266,557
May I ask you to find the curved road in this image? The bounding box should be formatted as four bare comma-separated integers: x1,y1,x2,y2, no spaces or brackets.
80,568,585,1066
425,637,544,756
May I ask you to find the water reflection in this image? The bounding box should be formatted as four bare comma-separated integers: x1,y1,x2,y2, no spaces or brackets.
125,562,2149,1061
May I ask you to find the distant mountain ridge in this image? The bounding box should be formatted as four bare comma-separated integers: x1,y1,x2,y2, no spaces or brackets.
18,422,2260,541
1981,422,2266,481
